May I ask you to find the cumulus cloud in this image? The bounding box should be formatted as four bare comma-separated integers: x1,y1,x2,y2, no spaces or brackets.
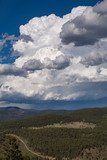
0,33,18,63
0,89,42,104
0,40,5,51
43,81,107,101
44,55,71,70
22,59,43,71
13,7,86,57
0,33,17,50
19,34,34,43
81,52,107,67
60,0,107,46
22,55,71,71
0,1,107,107
0,81,107,104
93,0,107,13
0,64,27,77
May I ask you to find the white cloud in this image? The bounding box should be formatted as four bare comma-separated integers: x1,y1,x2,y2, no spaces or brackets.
22,54,71,71
81,52,107,67
0,2,107,106
0,64,27,77
60,0,107,46
0,33,17,51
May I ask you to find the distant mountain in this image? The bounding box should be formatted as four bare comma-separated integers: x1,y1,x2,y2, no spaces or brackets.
0,106,70,121
0,107,41,121
1,106,107,121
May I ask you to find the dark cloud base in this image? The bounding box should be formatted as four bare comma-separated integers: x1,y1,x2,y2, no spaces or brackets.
60,0,107,46
1,99,107,110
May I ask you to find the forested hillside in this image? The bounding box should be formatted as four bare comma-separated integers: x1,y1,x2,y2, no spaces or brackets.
0,108,107,160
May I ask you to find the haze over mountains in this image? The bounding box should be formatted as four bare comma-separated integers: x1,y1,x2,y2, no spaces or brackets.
0,106,69,121
0,107,37,120
0,105,107,121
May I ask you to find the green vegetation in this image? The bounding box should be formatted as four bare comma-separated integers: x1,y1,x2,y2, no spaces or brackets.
0,107,107,159
3,136,23,160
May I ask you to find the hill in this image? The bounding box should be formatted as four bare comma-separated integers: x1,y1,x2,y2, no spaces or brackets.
0,107,107,159
0,106,71,121
0,107,36,121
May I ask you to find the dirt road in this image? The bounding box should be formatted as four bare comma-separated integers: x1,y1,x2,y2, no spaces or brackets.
7,134,55,160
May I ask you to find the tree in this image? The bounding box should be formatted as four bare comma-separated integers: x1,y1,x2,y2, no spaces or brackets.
3,136,23,160
23,156,30,160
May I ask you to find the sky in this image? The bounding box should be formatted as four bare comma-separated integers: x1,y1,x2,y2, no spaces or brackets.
0,0,101,35
0,0,107,109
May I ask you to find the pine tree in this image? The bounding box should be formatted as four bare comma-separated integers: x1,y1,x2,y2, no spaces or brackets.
4,136,23,160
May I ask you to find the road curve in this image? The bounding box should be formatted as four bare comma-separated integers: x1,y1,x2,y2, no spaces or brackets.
6,134,55,160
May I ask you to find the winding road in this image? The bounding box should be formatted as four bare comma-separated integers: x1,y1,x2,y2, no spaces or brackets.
6,134,55,160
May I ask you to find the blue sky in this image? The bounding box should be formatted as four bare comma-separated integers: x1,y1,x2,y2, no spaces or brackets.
0,0,107,109
0,0,101,64
0,0,101,35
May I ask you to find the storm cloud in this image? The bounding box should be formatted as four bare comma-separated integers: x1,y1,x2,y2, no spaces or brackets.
22,55,71,71
81,52,107,67
60,0,107,46
0,64,27,77
0,1,107,108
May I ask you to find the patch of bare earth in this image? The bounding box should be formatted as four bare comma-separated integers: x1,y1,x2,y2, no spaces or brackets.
30,121,96,130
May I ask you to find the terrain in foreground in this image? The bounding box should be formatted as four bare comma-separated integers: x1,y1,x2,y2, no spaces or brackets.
0,107,107,159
